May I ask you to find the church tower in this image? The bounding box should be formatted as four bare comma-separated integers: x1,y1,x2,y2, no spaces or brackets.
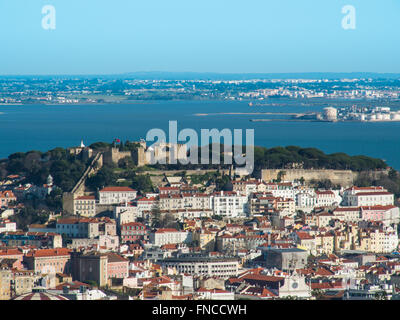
47,174,54,186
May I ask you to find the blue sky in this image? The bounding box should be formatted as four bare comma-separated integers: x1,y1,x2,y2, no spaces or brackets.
0,0,399,75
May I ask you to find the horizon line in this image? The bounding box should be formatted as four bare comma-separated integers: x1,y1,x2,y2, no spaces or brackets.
1,71,400,80
1,71,400,76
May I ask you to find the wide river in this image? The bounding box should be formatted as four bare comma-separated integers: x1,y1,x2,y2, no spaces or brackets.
1,100,400,169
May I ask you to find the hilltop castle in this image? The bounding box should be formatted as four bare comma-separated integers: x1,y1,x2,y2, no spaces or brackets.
103,140,188,167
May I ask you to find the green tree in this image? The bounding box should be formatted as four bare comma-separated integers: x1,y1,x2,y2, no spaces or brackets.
11,207,50,231
131,174,153,193
276,170,286,182
151,205,162,228
86,166,117,190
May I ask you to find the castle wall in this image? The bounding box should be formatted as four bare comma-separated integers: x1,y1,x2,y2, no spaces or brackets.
103,148,132,166
260,169,356,187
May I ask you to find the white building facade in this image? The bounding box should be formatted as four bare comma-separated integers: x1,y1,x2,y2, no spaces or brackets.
99,187,138,205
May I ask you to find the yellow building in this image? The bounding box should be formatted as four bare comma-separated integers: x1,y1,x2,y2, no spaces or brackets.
315,233,335,255
0,269,11,300
192,229,216,251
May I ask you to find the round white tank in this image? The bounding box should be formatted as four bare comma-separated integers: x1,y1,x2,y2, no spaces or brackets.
323,107,337,121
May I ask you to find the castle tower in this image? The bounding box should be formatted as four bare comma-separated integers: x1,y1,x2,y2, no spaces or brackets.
47,174,54,186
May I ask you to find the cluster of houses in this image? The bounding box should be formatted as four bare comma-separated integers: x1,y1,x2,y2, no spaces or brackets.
1,170,400,300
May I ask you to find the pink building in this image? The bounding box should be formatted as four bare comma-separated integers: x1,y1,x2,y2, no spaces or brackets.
24,248,71,274
360,205,400,224
0,248,24,269
106,252,129,279
120,222,146,243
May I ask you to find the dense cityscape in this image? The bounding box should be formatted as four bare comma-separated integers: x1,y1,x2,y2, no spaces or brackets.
1,138,400,300
2,0,400,315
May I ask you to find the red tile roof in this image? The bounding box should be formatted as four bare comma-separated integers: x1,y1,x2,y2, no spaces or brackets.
76,195,95,200
99,187,137,192
27,248,71,258
355,192,392,196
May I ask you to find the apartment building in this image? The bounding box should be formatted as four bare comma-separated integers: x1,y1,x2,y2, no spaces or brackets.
134,196,157,218
360,205,400,225
0,232,62,249
98,187,137,205
265,182,295,199
315,233,335,255
192,228,217,251
24,248,71,274
56,217,116,239
316,190,340,207
106,252,129,279
212,191,248,217
332,207,361,222
358,228,398,253
295,191,317,213
0,219,17,233
232,180,259,196
275,197,296,217
114,204,139,226
342,186,386,205
120,222,147,243
249,193,275,215
74,195,96,217
0,269,11,300
160,255,239,278
158,193,212,212
149,228,190,246
348,192,394,207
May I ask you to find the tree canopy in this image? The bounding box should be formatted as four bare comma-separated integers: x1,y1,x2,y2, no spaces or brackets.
253,146,387,171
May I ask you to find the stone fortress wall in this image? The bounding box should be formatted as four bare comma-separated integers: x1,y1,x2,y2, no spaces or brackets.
260,169,389,187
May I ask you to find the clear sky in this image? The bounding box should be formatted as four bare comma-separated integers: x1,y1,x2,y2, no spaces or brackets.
0,0,399,75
